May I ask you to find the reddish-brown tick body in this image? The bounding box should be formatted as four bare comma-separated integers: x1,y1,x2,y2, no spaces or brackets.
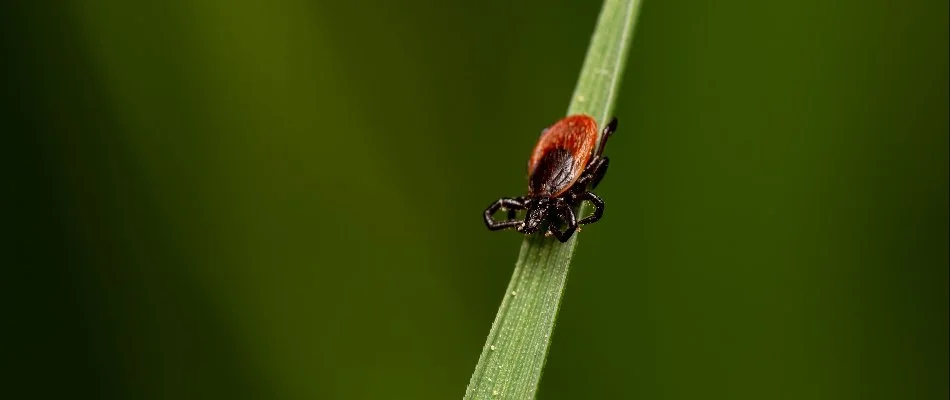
484,114,618,242
527,114,599,197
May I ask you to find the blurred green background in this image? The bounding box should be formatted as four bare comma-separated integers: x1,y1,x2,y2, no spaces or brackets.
3,0,947,399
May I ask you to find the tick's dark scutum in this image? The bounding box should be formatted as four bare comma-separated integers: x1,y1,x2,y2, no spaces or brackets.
528,148,574,197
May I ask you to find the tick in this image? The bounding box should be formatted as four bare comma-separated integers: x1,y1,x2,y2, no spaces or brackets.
484,114,618,242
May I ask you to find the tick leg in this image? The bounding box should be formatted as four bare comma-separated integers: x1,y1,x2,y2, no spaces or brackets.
574,117,616,191
589,156,609,190
484,197,526,231
596,117,618,157
577,192,605,225
506,196,528,220
548,202,577,243
574,156,609,190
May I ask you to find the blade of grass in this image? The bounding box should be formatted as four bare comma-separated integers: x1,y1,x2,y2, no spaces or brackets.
464,0,642,398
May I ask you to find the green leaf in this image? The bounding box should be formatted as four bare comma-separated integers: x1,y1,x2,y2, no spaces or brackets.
464,0,643,398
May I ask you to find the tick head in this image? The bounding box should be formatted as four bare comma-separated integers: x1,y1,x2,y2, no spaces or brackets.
519,197,551,235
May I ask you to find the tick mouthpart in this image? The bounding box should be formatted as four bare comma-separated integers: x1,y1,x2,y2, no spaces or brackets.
519,198,550,234
519,219,541,235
